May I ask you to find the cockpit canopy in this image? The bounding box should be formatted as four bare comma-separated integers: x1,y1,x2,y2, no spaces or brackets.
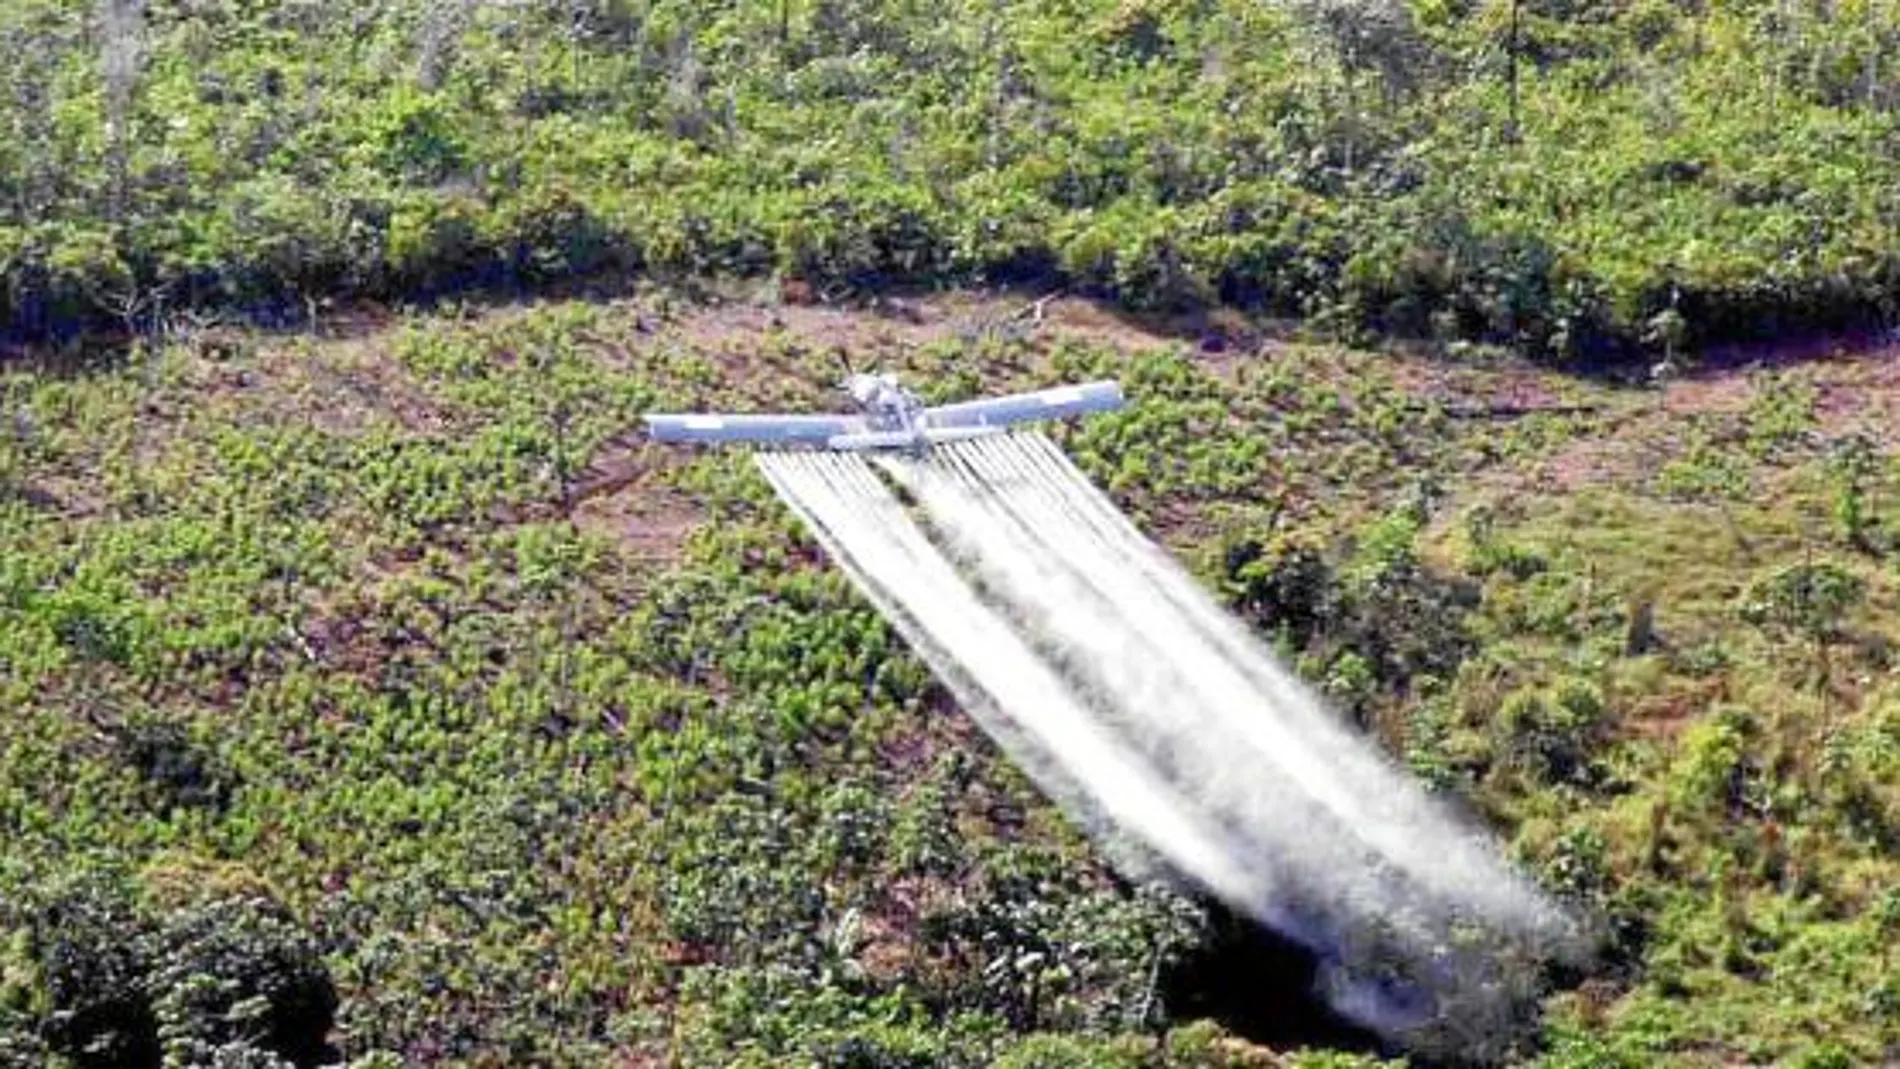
846,372,920,431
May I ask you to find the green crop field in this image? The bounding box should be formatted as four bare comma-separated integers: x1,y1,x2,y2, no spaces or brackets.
3,2,1900,1068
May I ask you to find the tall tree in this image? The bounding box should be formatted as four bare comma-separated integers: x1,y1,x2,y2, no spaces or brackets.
1290,0,1431,176
1505,0,1521,143
97,0,146,223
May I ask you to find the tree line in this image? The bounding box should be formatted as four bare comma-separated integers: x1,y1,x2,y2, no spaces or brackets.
2,0,1898,364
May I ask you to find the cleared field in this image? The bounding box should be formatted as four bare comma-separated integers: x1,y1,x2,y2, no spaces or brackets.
2,287,1897,1066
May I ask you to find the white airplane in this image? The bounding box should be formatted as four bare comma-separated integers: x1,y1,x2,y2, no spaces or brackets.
643,371,1124,454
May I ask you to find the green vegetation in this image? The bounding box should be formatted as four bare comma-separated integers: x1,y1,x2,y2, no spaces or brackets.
3,291,1897,1064
7,0,1900,1065
6,0,1900,361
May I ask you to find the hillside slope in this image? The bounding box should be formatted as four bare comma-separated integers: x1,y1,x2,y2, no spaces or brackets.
2,287,1898,1066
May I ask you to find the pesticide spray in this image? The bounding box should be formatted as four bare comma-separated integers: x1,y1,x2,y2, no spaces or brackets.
755,432,1582,1053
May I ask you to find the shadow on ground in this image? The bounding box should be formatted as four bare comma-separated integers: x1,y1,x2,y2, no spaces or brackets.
1160,901,1402,1061
1159,896,1581,1068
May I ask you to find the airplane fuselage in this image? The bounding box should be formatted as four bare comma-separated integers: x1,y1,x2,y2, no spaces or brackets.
847,373,920,430
839,372,994,455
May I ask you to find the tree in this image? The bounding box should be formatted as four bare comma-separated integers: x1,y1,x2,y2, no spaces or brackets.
1289,0,1432,177
98,0,147,223
1504,0,1521,144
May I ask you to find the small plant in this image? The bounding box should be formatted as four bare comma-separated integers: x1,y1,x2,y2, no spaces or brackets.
1744,376,1820,460
1655,429,1750,502
1738,560,1867,696
1668,706,1760,818
1826,433,1883,553
1461,503,1548,580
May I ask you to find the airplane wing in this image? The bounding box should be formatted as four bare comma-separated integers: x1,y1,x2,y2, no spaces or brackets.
643,412,863,445
921,380,1125,431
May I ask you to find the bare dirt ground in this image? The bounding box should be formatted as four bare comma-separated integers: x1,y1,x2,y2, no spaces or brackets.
569,443,706,563
664,288,1277,366
1454,339,1900,504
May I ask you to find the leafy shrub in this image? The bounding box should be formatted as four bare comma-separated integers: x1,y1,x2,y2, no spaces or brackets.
1496,679,1610,786
0,1008,50,1069
1218,511,1477,714
1826,434,1886,553
31,873,159,1069
1738,561,1867,688
112,715,238,815
147,896,338,1069
1217,533,1331,651
913,875,1203,1035
1667,706,1761,818
22,875,336,1069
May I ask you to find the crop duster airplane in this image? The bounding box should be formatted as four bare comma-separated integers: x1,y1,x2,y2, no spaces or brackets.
643,371,1124,453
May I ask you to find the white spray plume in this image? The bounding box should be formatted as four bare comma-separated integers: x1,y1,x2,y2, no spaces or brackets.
755,432,1584,1051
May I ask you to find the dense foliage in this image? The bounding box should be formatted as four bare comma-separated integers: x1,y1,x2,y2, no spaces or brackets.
5,0,1900,362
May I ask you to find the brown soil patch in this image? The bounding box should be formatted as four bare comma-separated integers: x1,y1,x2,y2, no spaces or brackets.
250,339,453,437
1626,676,1730,740
1437,336,1900,500
1809,347,1900,441
875,683,994,783
851,910,920,986
570,443,706,566
575,486,703,565
1538,430,1659,494
168,330,454,440
297,351,453,436
1380,350,1573,414
1661,371,1755,417
857,874,958,982
10,476,104,519
1532,346,1900,495
1693,330,1900,442
663,290,1255,376
1023,295,1283,370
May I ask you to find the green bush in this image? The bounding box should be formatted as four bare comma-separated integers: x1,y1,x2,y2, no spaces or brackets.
1496,679,1609,786
988,1032,1148,1069
32,874,159,1069
147,896,337,1069
21,875,335,1069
